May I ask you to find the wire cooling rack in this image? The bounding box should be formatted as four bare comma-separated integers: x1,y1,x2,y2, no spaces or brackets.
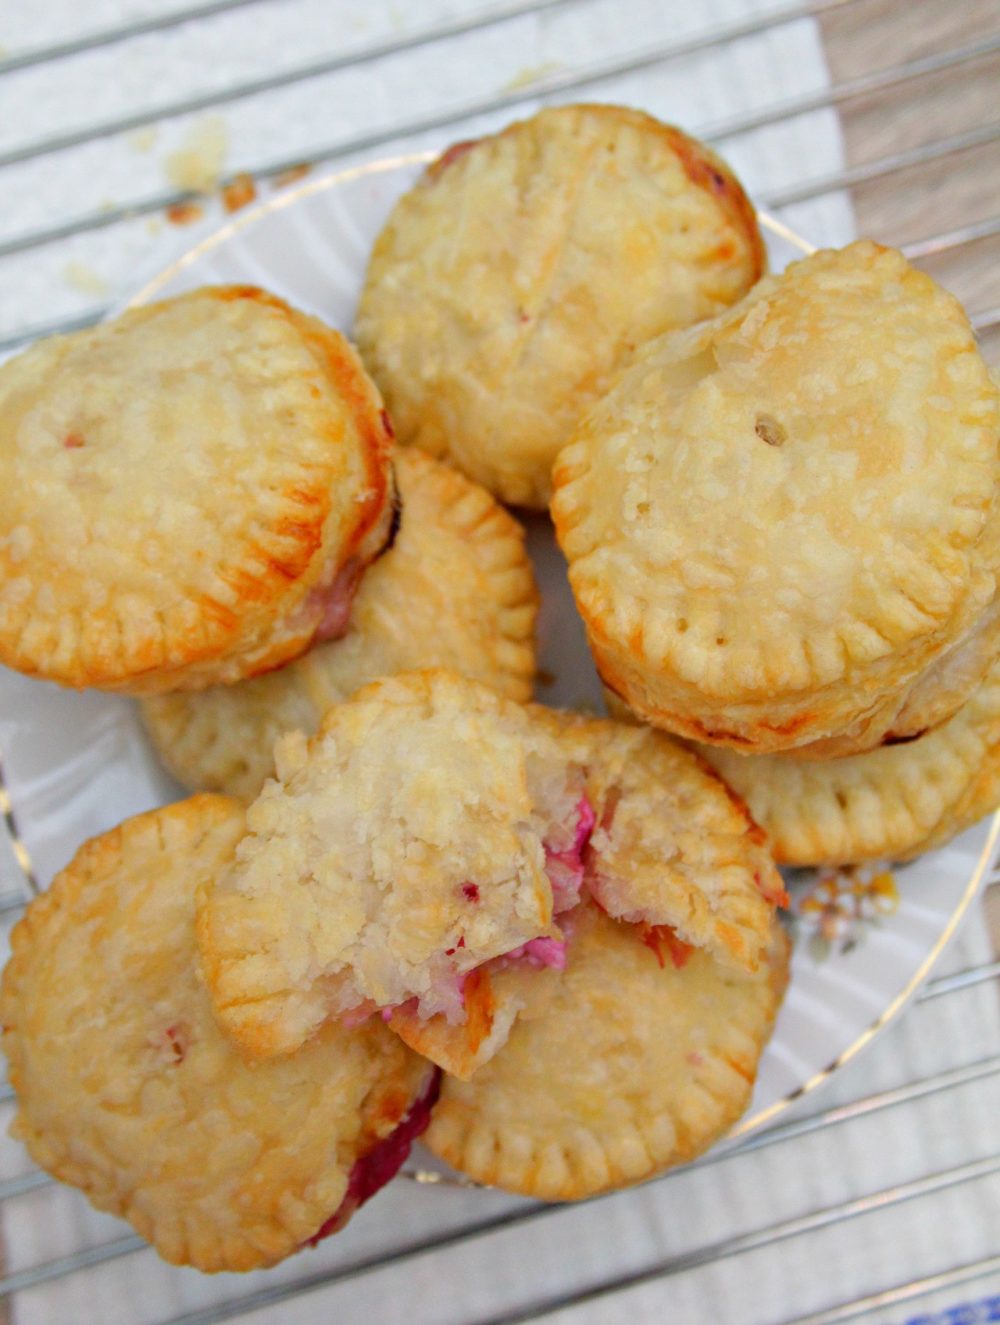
0,2,998,1322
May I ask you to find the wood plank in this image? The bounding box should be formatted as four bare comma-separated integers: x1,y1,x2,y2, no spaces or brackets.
821,0,1000,363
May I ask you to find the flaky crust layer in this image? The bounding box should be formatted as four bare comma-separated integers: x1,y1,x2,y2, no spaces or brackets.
197,672,577,1060
0,797,431,1272
0,287,394,694
696,654,1000,866
553,242,1000,753
356,103,764,507
425,903,789,1199
541,708,783,971
140,448,538,799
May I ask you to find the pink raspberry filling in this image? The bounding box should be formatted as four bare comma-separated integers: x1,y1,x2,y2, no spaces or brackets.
339,796,596,1028
543,795,596,914
305,557,365,643
500,935,567,970
306,1067,441,1246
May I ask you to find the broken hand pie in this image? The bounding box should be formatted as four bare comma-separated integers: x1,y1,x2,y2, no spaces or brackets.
196,671,783,1080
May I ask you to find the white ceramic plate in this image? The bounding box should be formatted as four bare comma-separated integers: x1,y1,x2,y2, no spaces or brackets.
0,154,996,1156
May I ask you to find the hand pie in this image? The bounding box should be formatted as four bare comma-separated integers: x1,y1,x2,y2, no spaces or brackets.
553,242,1000,755
0,797,437,1273
140,448,538,799
0,286,395,693
196,672,783,1076
390,706,784,1081
356,103,763,508
196,671,586,1060
695,653,1000,866
425,901,789,1199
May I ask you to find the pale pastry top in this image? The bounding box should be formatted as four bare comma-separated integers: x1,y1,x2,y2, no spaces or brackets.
553,241,1000,753
140,448,537,799
0,796,433,1272
425,902,789,1199
0,286,394,693
356,103,764,507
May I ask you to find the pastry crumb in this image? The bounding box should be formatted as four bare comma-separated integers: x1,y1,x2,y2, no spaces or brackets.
127,126,158,153
165,115,229,194
222,173,257,213
62,261,109,297
503,62,562,91
165,201,205,226
272,162,311,190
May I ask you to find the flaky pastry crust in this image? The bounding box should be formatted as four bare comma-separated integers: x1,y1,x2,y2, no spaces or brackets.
0,287,394,693
542,707,783,971
356,103,764,507
140,448,537,798
553,242,1000,754
425,903,789,1199
196,672,579,1060
0,797,432,1272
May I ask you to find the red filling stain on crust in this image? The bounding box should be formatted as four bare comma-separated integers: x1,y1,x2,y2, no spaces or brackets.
63,432,85,449
640,923,694,970
543,795,596,912
461,883,480,903
164,1025,188,1064
426,138,479,182
306,1069,442,1245
305,558,364,643
379,408,395,441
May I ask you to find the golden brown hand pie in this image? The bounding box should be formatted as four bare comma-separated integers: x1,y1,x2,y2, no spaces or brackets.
694,653,1000,865
356,103,764,508
0,797,436,1273
196,672,782,1077
425,902,789,1199
140,448,538,799
553,241,1000,755
0,286,395,693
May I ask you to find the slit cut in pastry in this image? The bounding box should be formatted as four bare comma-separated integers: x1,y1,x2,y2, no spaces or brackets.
140,448,538,799
195,671,783,1078
356,103,764,508
0,286,395,693
425,901,790,1199
553,241,1000,756
0,797,437,1273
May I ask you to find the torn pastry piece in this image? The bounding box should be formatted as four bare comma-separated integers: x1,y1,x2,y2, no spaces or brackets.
695,653,1000,866
140,448,538,799
364,696,785,1081
0,797,437,1274
196,671,591,1062
425,901,790,1199
0,286,395,693
553,241,1000,755
356,103,764,507
549,708,786,969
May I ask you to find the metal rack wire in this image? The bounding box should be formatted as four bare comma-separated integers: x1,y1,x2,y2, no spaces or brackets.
0,1,998,1320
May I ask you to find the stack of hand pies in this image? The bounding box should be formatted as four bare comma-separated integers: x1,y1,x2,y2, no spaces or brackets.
0,103,996,1273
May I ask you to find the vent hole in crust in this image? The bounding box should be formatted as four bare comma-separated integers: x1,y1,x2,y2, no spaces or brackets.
755,414,787,447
